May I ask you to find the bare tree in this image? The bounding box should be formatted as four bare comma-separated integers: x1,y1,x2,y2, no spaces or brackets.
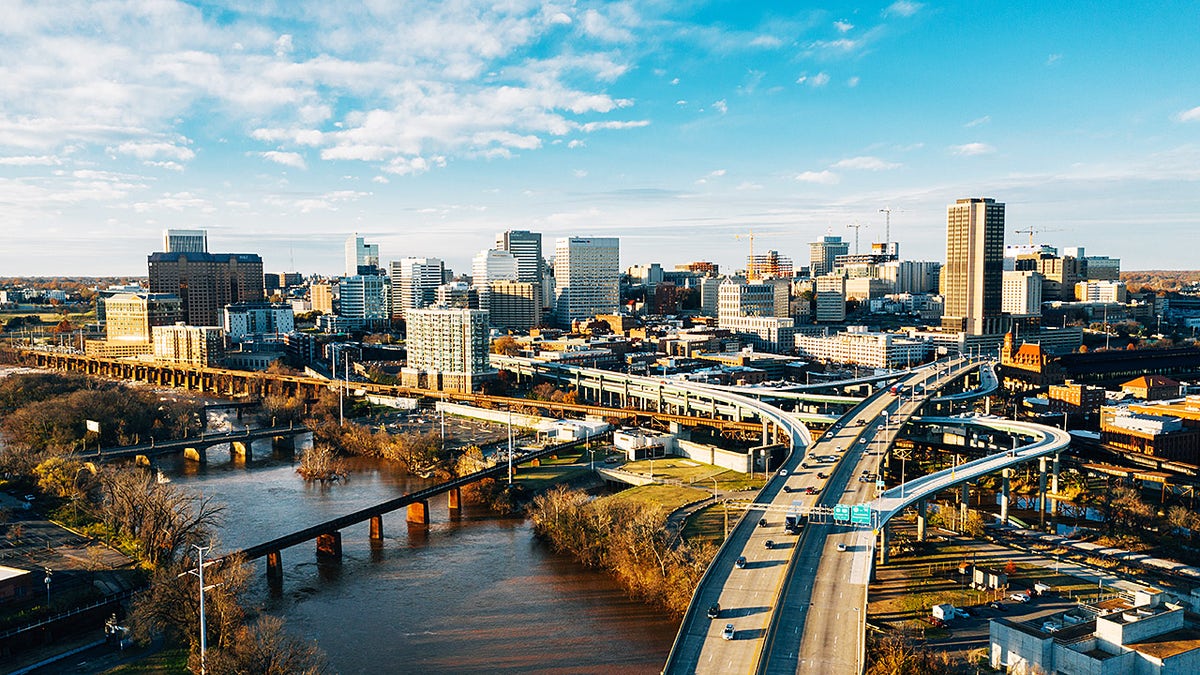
99,469,224,567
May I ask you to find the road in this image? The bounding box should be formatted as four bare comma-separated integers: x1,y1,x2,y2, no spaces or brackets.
761,357,982,675
665,357,979,674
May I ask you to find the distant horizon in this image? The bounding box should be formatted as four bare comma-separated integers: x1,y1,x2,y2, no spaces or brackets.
2,2,1198,275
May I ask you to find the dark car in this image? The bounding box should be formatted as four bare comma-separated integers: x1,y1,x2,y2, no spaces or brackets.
758,518,768,528
764,540,775,550
817,472,828,479
707,603,721,619
735,556,747,569
805,486,816,495
988,602,1006,611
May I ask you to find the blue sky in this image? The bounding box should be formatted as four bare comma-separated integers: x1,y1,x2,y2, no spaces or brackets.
1,0,1198,277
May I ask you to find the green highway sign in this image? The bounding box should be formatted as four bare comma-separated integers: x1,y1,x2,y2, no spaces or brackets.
833,504,851,522
851,504,873,525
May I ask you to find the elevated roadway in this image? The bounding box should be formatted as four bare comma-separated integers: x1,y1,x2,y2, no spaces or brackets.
663,356,978,674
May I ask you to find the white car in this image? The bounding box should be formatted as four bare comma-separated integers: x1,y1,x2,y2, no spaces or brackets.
778,469,788,476
722,624,735,640
836,542,847,552
1010,593,1031,603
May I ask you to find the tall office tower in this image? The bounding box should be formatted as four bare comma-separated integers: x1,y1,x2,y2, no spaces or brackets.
337,274,389,329
553,237,619,328
809,236,850,277
487,280,538,330
163,229,208,253
404,307,492,392
345,233,380,276
1002,270,1043,316
942,197,1005,335
147,252,264,326
311,283,335,314
878,260,942,294
495,230,545,311
814,274,848,324
471,248,520,305
390,257,445,320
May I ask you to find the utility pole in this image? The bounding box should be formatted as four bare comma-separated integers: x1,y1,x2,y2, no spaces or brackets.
188,546,220,675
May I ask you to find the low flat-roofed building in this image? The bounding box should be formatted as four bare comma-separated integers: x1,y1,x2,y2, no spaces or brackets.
1048,379,1106,415
1101,405,1200,464
1122,375,1183,402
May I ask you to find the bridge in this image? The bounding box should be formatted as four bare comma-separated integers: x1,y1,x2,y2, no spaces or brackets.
225,437,586,585
662,356,985,674
93,424,310,466
752,370,1069,675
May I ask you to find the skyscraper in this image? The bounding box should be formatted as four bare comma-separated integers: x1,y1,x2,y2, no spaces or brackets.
147,252,264,326
345,233,380,276
496,230,543,286
403,306,492,392
390,257,444,321
338,274,389,329
553,237,619,328
809,236,849,277
163,229,208,253
942,197,1005,335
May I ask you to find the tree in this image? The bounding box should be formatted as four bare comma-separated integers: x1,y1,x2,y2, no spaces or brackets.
202,615,327,675
491,335,521,356
99,469,224,567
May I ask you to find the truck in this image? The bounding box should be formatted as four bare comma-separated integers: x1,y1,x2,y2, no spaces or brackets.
931,603,956,623
785,500,806,533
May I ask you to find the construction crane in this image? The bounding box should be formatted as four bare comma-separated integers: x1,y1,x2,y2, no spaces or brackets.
846,222,867,255
735,230,757,280
878,206,904,245
1012,227,1062,246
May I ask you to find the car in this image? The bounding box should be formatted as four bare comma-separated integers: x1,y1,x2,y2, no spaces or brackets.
805,486,816,495
782,486,791,493
735,556,747,569
836,542,847,552
955,608,971,619
800,462,808,469
764,540,775,550
926,616,946,628
722,624,735,640
23,494,34,502
858,438,866,444
988,602,1006,611
707,603,721,619
857,476,866,483
856,419,867,426
817,472,828,479
1010,593,1031,603
758,518,768,528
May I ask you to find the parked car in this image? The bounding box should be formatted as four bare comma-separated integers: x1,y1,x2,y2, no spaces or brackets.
758,518,768,528
735,556,747,569
1010,592,1031,603
707,603,721,619
764,540,775,550
926,616,946,628
988,602,1006,611
722,624,735,640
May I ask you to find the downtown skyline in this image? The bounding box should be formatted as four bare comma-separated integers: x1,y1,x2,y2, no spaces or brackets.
2,1,1199,276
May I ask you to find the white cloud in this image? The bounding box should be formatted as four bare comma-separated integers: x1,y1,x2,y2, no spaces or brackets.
573,169,588,178
0,155,62,166
257,151,307,169
749,35,783,48
832,156,900,171
965,115,991,128
1046,53,1062,65
372,175,389,184
736,181,763,191
847,76,860,88
810,72,830,87
274,34,294,58
713,100,728,114
1176,106,1200,122
834,20,854,33
579,120,650,132
795,170,839,184
885,1,923,17
114,141,195,162
951,142,996,156
567,139,585,148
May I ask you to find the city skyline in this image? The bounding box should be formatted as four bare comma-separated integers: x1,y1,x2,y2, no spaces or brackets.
2,1,1198,276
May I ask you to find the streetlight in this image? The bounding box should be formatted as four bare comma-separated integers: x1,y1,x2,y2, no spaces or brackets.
189,545,222,675
43,567,52,608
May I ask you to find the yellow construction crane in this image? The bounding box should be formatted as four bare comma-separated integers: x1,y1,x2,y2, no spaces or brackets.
1013,227,1062,246
736,230,757,280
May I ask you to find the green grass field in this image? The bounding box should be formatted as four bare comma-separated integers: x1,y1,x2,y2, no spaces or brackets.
603,483,710,513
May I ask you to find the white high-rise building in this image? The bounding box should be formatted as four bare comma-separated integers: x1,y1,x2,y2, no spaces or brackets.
338,275,389,329
553,237,619,328
815,274,848,324
878,260,942,294
223,302,295,341
345,233,380,276
472,249,519,285
390,257,444,320
403,306,493,391
496,230,547,311
1002,270,1043,316
163,229,208,253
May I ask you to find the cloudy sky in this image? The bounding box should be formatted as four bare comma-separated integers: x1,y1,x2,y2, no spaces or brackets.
1,0,1198,277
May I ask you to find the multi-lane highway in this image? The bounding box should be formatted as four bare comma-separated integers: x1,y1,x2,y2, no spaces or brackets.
759,357,981,674
665,357,980,674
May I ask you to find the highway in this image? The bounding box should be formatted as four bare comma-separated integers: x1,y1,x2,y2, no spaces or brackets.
759,357,980,674
664,357,977,674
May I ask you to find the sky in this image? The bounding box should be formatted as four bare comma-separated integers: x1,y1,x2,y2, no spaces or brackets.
1,0,1199,278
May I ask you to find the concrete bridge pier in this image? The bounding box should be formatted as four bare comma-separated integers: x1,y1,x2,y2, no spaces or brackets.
1051,452,1061,517
407,500,430,528
448,488,462,519
1038,456,1049,530
369,515,384,546
879,524,891,565
915,500,928,542
266,551,283,587
231,440,251,462
183,446,207,464
999,468,1011,525
960,482,970,524
316,532,342,560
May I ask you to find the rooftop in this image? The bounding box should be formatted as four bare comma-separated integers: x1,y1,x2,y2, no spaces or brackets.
1127,626,1200,659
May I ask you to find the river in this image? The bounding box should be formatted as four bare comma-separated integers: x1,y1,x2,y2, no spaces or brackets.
156,444,679,674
